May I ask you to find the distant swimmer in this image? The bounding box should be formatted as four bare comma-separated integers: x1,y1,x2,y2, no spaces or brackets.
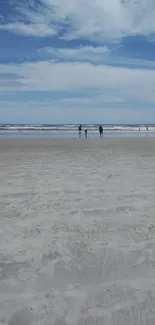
85,129,88,138
78,125,82,137
99,125,103,138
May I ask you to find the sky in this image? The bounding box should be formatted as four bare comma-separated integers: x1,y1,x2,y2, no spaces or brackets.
0,0,155,124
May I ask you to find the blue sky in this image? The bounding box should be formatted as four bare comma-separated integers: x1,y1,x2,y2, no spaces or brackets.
0,0,155,124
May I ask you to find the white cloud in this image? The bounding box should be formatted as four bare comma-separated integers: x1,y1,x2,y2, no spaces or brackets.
42,46,155,68
43,46,110,62
0,22,56,37
0,0,155,41
1,60,155,105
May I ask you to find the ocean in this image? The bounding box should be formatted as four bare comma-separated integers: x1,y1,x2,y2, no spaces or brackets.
0,124,154,139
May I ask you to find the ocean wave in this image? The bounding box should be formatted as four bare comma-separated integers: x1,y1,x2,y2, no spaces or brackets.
0,124,155,132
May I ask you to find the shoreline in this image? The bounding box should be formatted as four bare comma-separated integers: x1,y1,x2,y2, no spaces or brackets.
0,129,154,142
0,137,154,149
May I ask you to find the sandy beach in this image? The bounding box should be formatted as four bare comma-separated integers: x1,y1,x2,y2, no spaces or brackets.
0,138,155,325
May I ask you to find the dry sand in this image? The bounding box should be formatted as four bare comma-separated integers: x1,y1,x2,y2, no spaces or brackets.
0,138,155,325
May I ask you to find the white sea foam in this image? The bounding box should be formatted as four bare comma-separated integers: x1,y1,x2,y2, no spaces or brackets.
0,123,155,133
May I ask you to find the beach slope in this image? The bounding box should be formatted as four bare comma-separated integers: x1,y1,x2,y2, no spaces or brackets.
0,139,155,325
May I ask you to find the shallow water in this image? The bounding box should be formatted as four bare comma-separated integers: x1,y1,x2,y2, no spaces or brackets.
0,130,154,139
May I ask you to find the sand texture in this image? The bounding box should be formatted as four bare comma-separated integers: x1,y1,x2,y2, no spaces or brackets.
0,139,155,325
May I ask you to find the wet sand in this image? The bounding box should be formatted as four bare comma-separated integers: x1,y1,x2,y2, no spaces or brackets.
0,138,155,325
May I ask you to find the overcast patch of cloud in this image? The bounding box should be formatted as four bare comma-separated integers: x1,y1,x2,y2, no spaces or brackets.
0,99,152,124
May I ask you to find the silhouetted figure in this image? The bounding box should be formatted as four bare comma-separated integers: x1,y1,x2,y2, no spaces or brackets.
146,126,148,131
78,125,82,137
85,129,87,138
99,125,103,137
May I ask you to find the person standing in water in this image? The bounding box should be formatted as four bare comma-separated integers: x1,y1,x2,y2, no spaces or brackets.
85,129,88,138
78,125,82,137
99,125,103,137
